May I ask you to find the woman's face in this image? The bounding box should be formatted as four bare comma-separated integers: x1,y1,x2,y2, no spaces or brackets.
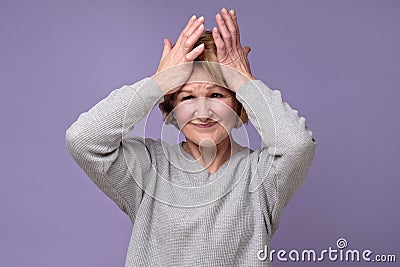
172,70,240,147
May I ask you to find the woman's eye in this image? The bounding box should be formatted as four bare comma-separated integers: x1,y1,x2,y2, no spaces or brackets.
182,95,194,101
210,93,223,98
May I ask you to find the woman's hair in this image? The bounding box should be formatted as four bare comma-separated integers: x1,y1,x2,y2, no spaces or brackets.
159,31,249,126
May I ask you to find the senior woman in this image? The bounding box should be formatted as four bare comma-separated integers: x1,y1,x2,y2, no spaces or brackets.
66,8,316,267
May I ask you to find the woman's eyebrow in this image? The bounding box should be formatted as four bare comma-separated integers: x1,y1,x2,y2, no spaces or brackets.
205,85,217,90
177,85,218,94
177,89,193,94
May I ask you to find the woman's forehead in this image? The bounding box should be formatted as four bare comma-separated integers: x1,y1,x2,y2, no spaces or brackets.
178,82,228,93
182,67,226,90
186,65,215,83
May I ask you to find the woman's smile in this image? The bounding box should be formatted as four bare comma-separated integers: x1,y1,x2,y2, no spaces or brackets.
191,120,218,128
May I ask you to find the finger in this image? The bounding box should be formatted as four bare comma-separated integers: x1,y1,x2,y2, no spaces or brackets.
185,43,205,61
178,16,205,50
215,12,233,51
212,26,227,60
175,15,197,45
242,46,251,57
161,38,173,58
220,8,239,45
184,23,205,50
229,9,241,44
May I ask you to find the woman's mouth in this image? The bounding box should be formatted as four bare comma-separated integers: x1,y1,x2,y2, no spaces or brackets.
192,121,218,128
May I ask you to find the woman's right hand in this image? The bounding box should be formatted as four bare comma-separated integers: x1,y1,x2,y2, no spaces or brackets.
152,15,206,94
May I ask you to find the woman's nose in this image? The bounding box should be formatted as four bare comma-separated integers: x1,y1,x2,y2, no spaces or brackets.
194,98,212,118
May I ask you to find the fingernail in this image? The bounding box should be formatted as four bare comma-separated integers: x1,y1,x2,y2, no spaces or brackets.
221,8,227,13
190,15,196,21
230,9,235,16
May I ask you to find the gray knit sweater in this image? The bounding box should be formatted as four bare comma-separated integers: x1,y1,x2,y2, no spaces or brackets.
65,77,316,266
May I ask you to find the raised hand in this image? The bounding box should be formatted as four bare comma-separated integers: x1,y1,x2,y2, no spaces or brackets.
153,15,206,94
212,8,255,91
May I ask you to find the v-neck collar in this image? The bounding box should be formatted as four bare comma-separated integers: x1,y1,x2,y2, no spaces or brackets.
175,142,250,176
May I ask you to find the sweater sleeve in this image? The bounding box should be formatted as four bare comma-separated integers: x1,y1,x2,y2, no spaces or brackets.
235,80,316,237
65,77,164,221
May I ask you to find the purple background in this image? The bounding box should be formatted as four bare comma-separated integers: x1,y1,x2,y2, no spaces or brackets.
1,0,399,266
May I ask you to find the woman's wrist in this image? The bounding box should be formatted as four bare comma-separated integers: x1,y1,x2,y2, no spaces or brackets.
151,71,183,96
225,70,256,92
151,72,170,95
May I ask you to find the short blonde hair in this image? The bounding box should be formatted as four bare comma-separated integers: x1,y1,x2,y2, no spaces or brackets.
159,31,248,126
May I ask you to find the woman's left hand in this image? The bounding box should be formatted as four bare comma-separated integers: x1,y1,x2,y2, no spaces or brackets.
212,8,255,91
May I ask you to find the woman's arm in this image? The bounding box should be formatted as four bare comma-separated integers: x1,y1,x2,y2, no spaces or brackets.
65,14,208,220
65,78,163,221
236,80,316,236
213,8,316,236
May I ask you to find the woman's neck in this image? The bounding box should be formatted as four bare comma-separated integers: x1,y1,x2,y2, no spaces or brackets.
182,137,243,174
